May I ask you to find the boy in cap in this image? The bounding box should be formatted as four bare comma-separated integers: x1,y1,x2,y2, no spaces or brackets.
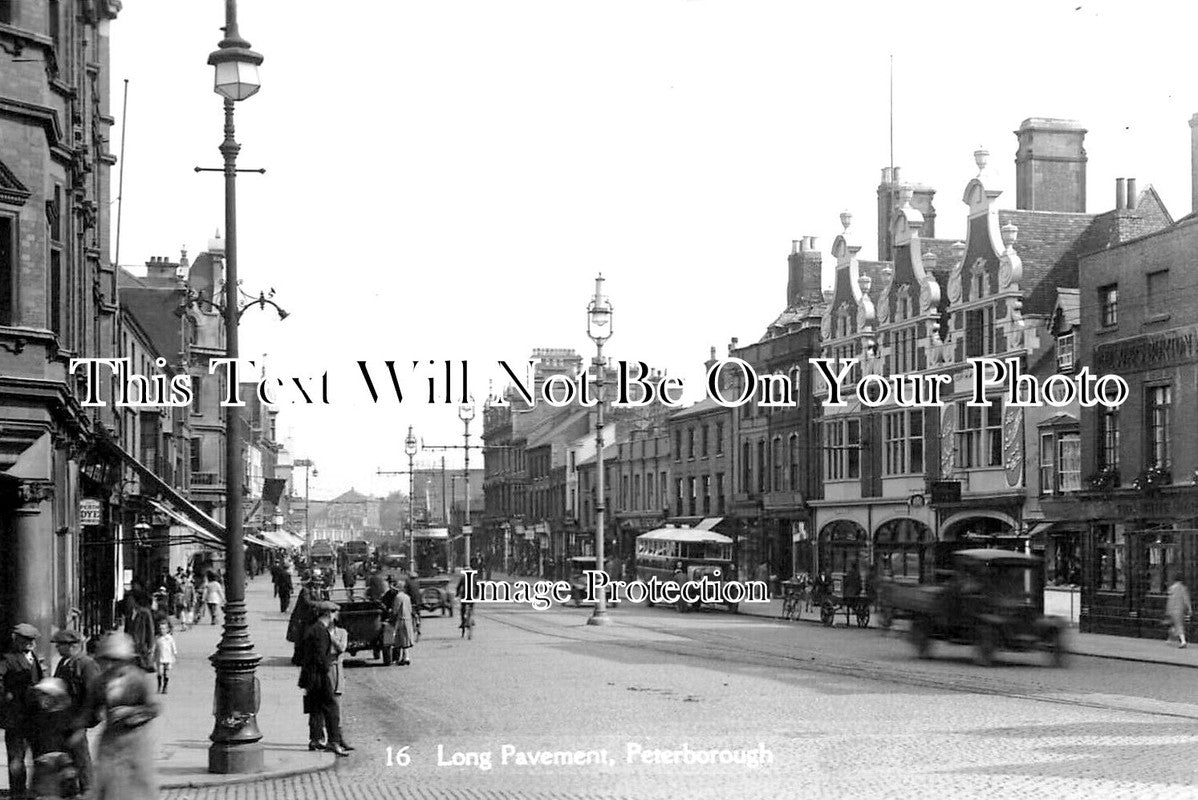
51,629,99,794
1,622,45,797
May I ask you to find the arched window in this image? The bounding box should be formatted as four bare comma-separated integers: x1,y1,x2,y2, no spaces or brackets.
818,520,868,577
874,518,933,581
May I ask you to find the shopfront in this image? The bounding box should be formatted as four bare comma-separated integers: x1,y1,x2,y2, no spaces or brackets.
1081,490,1198,638
873,518,933,581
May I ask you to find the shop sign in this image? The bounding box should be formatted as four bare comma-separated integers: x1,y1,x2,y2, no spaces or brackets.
1112,494,1198,520
79,498,102,526
930,481,962,505
1093,324,1198,373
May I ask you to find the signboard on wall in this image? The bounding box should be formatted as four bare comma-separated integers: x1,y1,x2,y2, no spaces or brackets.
79,499,102,527
930,481,962,505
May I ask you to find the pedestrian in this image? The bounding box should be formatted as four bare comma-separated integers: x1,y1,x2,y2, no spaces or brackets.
329,613,347,699
152,620,178,694
49,629,99,797
383,578,416,664
844,562,862,625
151,586,170,625
457,572,475,640
342,566,357,601
364,569,387,603
126,590,157,673
179,577,196,630
164,570,180,618
298,601,350,756
277,566,294,614
270,562,281,598
288,578,317,666
1167,574,1192,648
86,633,159,800
193,572,209,623
203,569,226,625
29,676,77,799
248,554,258,580
1,622,45,797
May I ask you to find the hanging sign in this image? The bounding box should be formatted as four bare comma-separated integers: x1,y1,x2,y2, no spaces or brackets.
79,499,102,526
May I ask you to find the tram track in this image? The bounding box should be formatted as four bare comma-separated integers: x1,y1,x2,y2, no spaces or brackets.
480,606,1198,724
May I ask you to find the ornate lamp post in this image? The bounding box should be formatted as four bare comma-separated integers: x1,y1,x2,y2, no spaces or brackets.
459,400,475,568
204,0,265,775
586,274,613,626
405,426,418,568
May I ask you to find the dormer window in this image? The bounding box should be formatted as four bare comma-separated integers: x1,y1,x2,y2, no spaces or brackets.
1057,331,1075,372
896,290,910,321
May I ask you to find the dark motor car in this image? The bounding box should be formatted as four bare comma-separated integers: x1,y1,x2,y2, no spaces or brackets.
881,548,1068,667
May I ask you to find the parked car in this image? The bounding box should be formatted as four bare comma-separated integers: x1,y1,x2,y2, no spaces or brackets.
882,548,1068,667
567,557,621,607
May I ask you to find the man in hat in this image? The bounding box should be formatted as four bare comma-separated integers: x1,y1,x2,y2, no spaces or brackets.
1,622,45,797
298,601,349,756
277,564,294,613
51,630,99,794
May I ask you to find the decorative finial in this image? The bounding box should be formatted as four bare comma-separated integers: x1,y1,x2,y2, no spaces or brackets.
822,289,835,303
858,274,873,293
880,265,894,281
840,210,852,231
1001,222,1018,248
951,241,967,260
974,148,989,173
923,251,938,270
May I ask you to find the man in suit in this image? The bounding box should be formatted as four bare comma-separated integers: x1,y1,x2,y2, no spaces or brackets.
277,567,294,613
1,623,45,798
298,602,349,756
50,629,99,794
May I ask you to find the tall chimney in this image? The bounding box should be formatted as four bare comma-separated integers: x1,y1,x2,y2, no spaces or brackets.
1014,118,1087,212
1126,178,1137,210
1115,178,1126,211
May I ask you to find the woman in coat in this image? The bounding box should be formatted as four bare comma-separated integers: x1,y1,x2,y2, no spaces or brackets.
87,633,159,800
386,580,416,666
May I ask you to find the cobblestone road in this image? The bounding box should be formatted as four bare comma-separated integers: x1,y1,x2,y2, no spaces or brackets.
163,603,1198,800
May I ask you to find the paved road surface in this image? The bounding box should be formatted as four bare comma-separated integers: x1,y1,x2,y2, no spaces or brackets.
162,601,1198,799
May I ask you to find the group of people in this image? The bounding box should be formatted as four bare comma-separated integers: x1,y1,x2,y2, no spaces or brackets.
1,624,159,799
285,564,426,757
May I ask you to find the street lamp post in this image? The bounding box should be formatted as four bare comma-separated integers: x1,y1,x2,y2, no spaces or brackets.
459,400,475,569
586,274,613,626
405,426,418,569
205,0,265,775
295,459,315,559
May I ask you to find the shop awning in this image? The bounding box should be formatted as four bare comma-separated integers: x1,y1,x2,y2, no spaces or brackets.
103,436,225,542
147,499,222,547
243,530,273,548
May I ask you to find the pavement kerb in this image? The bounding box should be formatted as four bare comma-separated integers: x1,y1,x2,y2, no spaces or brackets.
736,602,1198,669
160,753,337,789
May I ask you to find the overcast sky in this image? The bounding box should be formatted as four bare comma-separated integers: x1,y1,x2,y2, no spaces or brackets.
108,0,1198,500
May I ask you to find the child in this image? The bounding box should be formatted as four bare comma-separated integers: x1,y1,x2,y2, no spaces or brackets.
153,620,178,694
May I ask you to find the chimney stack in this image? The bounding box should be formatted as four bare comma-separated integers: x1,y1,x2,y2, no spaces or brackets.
1115,177,1126,211
1014,118,1087,212
788,236,823,307
1126,178,1137,210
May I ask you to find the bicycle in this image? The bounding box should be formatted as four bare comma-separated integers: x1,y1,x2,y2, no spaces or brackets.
459,602,474,640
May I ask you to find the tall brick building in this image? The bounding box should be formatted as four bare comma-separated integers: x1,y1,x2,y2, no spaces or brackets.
0,0,124,648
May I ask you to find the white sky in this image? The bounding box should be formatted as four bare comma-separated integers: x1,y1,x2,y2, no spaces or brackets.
109,0,1198,500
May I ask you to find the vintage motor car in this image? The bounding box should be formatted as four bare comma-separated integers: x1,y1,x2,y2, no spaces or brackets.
881,548,1068,667
326,588,392,664
566,556,621,607
418,575,455,616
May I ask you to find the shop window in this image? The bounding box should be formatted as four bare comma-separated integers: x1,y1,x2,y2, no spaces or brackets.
1097,522,1121,591
1143,529,1178,596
